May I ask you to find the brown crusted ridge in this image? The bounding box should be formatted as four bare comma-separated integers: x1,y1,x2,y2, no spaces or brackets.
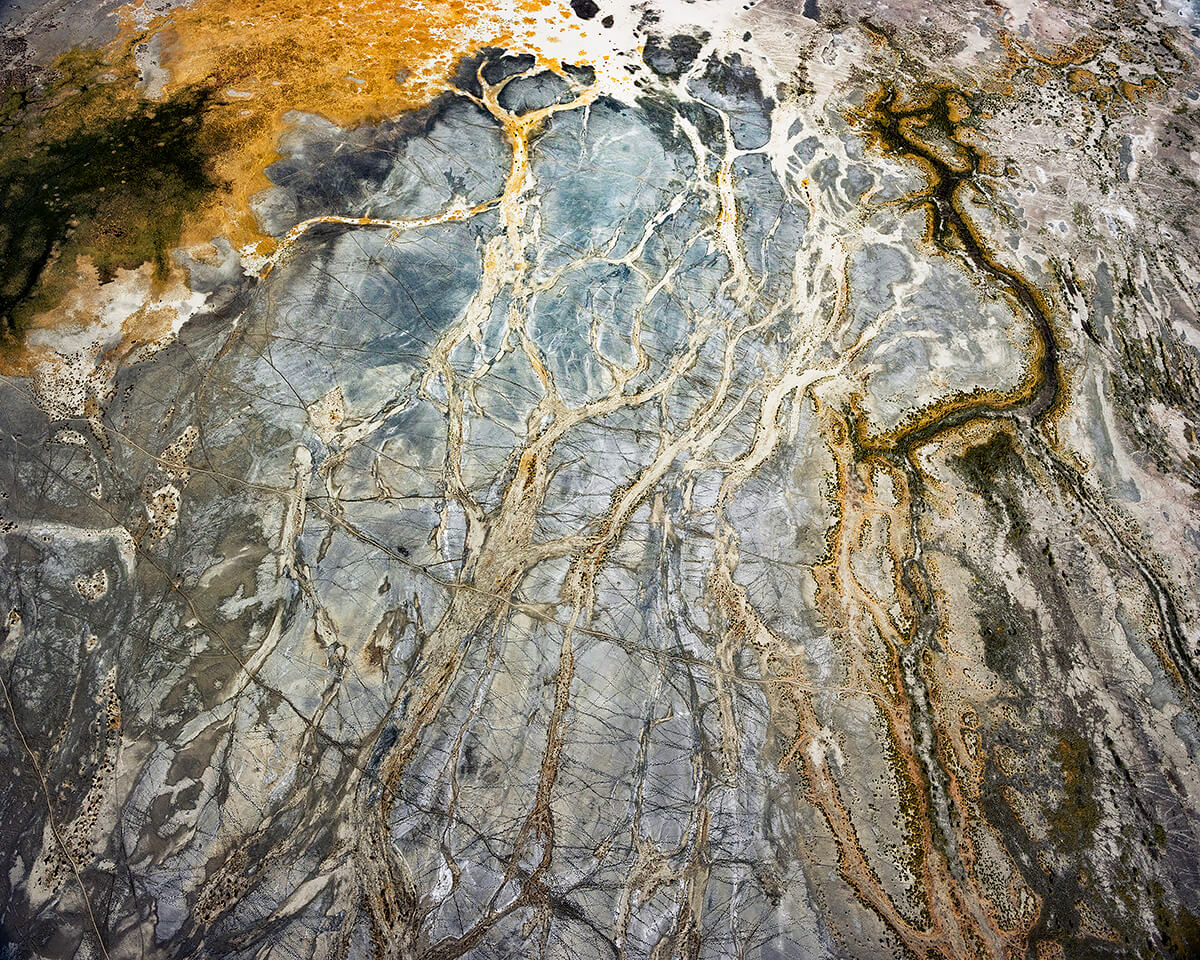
991,26,1187,113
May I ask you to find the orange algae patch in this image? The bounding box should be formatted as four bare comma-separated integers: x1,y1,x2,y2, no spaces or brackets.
0,0,592,373
121,0,581,256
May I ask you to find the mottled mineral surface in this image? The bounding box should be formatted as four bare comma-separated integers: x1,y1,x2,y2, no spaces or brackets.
2,1,1200,958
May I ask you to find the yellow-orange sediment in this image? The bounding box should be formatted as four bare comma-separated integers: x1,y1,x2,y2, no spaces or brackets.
2,0,592,374
121,0,586,256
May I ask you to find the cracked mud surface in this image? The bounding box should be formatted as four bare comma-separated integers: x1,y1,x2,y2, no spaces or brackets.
2,1,1200,957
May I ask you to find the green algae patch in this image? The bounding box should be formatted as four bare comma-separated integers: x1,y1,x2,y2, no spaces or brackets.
0,46,223,346
1050,731,1101,848
953,431,1034,547
1156,900,1200,960
954,430,1019,483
